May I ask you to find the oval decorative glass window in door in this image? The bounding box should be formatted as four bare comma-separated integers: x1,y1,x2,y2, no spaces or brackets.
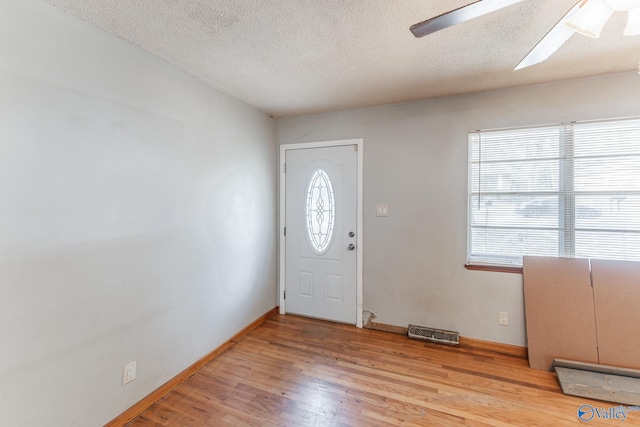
305,169,335,254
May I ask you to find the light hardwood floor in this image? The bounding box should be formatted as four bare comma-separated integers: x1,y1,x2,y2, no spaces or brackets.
128,314,640,426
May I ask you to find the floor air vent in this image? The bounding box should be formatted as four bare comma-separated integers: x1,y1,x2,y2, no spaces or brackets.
408,324,459,345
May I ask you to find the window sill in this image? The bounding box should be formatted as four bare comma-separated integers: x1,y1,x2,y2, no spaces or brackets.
465,264,523,274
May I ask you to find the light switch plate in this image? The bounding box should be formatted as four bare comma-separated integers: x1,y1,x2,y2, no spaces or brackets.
376,203,389,217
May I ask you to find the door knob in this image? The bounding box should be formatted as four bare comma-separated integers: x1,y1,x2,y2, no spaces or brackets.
348,244,355,251
348,231,355,237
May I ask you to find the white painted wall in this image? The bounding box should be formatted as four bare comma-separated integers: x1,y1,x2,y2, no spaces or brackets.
278,72,640,348
0,1,276,426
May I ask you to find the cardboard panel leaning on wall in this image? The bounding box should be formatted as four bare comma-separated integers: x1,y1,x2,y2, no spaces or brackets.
591,259,640,370
522,256,598,370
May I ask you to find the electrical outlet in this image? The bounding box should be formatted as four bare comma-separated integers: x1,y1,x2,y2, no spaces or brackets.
499,312,509,326
122,360,136,386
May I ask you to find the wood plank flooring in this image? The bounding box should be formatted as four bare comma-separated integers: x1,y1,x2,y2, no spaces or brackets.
128,315,640,426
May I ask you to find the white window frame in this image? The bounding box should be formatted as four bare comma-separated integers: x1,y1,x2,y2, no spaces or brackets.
467,117,640,269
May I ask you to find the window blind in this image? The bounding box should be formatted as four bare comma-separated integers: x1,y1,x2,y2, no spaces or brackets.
467,117,640,267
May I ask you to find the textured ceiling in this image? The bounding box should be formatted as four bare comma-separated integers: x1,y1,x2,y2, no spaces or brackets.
42,0,640,117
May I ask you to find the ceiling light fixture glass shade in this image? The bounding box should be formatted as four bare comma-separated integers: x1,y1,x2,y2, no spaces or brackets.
604,0,640,11
624,7,640,34
565,0,614,38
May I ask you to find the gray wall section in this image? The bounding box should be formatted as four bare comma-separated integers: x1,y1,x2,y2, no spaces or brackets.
0,1,276,426
277,71,640,348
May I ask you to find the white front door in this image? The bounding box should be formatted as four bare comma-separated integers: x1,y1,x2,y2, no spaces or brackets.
284,144,358,324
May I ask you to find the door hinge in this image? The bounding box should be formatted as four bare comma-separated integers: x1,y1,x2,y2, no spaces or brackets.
284,290,286,300
284,163,287,173
284,227,286,236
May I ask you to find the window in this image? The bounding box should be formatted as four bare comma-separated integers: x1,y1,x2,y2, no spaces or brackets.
306,169,335,254
468,118,640,268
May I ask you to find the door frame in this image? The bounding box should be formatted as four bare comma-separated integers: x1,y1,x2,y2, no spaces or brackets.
279,139,364,327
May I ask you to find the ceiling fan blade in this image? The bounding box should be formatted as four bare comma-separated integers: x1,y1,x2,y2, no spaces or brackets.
514,2,582,70
410,0,525,38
